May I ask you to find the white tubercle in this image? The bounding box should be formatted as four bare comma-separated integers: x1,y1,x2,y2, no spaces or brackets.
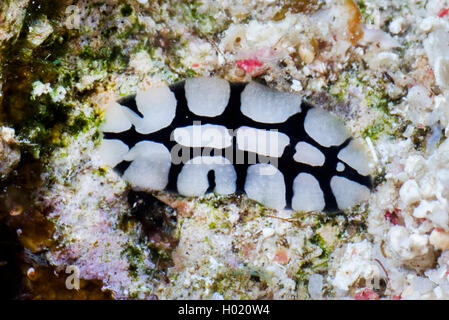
304,108,350,147
173,124,232,149
336,162,345,172
126,85,177,134
292,173,325,212
240,81,302,123
185,77,230,117
236,126,290,157
330,176,370,210
244,163,286,210
100,102,132,133
122,141,171,191
337,139,372,176
97,139,129,167
434,57,449,90
177,156,236,196
293,141,325,166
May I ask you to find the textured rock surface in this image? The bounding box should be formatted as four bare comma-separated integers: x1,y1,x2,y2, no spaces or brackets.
2,0,449,300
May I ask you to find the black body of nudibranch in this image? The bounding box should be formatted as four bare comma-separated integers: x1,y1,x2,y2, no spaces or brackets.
99,77,372,212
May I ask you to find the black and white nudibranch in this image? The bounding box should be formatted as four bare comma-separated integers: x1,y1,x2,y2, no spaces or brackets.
98,77,372,212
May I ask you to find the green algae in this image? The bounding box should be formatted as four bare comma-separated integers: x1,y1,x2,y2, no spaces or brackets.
0,0,97,158
329,70,406,142
362,117,394,141
330,70,395,114
273,0,324,21
411,126,431,151
357,0,375,24
0,0,110,299
174,0,229,36
211,266,270,299
120,3,133,17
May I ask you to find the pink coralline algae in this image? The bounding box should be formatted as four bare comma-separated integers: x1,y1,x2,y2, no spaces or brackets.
236,58,264,73
354,288,379,300
384,209,399,225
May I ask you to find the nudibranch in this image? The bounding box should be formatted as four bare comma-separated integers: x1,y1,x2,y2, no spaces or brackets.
98,77,372,212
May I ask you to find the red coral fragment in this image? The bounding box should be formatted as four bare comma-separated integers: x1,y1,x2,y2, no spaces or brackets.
354,288,379,300
438,8,449,18
385,209,399,225
236,58,263,73
274,248,289,265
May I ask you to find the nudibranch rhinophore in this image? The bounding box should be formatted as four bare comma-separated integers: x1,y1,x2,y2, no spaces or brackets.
98,77,372,212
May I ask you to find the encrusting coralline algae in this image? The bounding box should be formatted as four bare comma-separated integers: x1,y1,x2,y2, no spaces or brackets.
2,0,449,300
